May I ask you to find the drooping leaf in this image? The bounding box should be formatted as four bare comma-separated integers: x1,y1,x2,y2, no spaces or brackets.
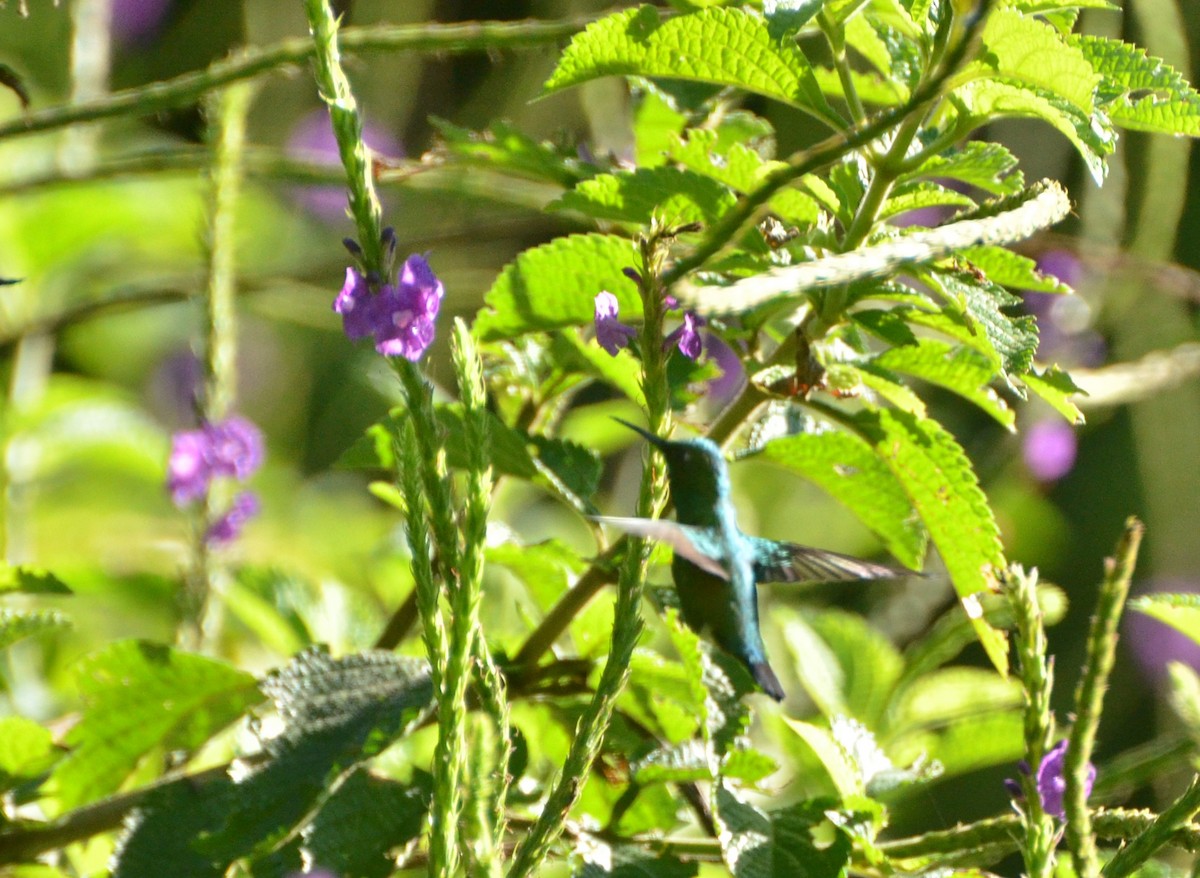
51,641,261,809
551,167,736,226
822,406,1009,675
866,340,1015,428
713,785,853,878
751,429,927,569
1073,35,1200,136
0,609,70,652
544,6,841,127
901,142,1025,197
1130,593,1200,649
474,233,639,341
0,564,72,594
959,245,1071,293
1017,365,1085,424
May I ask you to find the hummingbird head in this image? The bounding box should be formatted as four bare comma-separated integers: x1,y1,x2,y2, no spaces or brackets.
614,419,730,523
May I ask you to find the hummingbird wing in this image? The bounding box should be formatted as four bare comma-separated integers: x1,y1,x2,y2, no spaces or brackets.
592,516,731,581
750,537,910,584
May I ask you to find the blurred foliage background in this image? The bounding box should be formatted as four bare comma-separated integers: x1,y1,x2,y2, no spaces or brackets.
2,0,1200,851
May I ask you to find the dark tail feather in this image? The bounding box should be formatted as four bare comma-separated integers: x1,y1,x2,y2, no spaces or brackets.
751,661,785,702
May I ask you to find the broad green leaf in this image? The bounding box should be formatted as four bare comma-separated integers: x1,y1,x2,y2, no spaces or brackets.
1073,35,1200,136
814,66,904,106
198,648,433,862
752,429,927,569
624,648,703,743
1011,0,1115,11
1017,365,1085,424
488,538,585,613
551,167,736,226
825,406,1008,675
430,117,589,187
544,6,841,126
474,233,639,341
713,785,852,878
0,716,57,789
633,84,688,168
959,245,1071,293
51,641,261,809
889,668,1022,733
632,740,710,784
779,611,849,719
112,773,237,878
1130,593,1200,648
781,718,863,799
867,340,1016,428
807,610,904,729
0,564,72,594
0,609,70,652
960,10,1099,114
557,329,647,406
879,182,976,222
834,363,928,416
902,142,1025,197
574,847,699,878
301,768,430,878
920,268,1039,379
892,710,1025,778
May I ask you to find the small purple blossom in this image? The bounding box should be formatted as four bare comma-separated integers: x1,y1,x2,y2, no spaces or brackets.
166,416,265,508
1022,419,1077,483
594,291,637,356
664,311,706,360
206,492,261,546
1036,740,1095,819
333,256,444,360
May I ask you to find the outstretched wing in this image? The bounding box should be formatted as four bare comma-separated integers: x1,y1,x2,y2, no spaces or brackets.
750,537,911,584
592,516,731,581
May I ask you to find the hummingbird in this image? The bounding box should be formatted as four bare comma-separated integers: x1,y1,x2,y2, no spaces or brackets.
600,419,908,701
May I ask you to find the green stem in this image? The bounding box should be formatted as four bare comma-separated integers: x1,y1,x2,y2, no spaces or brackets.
0,16,598,144
1105,777,1200,878
819,10,865,125
1066,517,1145,878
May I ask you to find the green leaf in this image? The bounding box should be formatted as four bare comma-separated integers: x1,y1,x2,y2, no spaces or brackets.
430,117,588,187
713,785,852,878
488,538,585,612
879,182,976,222
959,245,1071,293
867,340,1016,428
1017,365,1085,424
1130,593,1200,648
902,142,1025,197
474,233,639,341
963,9,1099,114
780,718,863,799
551,167,737,226
814,66,904,107
544,6,841,126
890,668,1023,733
0,716,57,790
51,641,262,809
112,773,237,878
300,768,430,878
893,710,1025,778
1073,35,1200,136
825,406,1008,675
574,847,699,878
806,610,904,729
1166,663,1200,734
0,564,72,594
0,609,70,652
751,429,927,569
198,648,433,862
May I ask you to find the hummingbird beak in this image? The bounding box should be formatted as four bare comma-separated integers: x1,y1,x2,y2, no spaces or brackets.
612,417,665,448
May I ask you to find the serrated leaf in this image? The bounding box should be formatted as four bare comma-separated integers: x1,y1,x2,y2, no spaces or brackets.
488,538,585,611
921,268,1039,379
551,167,736,226
197,648,433,862
902,142,1025,197
51,641,261,810
807,610,904,728
825,406,1008,675
722,747,779,784
574,846,700,878
751,429,927,569
544,6,841,126
713,785,852,878
781,718,863,799
0,716,57,789
880,182,976,222
1072,35,1200,136
301,768,430,878
962,10,1099,114
475,233,639,341
430,117,588,187
112,773,237,878
1130,593,1200,649
867,340,1015,428
0,609,70,652
959,245,1070,293
0,564,72,594
1017,364,1085,424
632,740,710,784
779,612,849,719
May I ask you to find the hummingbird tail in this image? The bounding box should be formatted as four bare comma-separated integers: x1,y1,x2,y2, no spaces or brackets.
750,661,785,702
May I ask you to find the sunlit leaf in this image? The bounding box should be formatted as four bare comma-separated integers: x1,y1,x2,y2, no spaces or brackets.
551,167,736,226
0,609,70,652
713,785,852,878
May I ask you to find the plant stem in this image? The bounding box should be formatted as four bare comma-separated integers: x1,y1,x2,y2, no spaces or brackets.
1066,517,1145,878
0,16,599,143
1105,777,1200,878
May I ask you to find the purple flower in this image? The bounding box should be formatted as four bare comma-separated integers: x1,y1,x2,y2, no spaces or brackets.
334,268,380,342
594,291,637,356
206,492,261,546
1022,419,1077,483
1036,739,1095,819
1037,249,1083,288
333,256,444,360
664,311,706,360
166,416,265,508
167,429,213,506
374,254,444,361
